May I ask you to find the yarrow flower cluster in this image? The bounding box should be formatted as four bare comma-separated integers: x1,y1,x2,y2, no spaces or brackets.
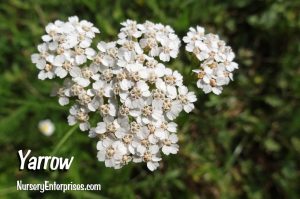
31,16,196,171
183,26,238,95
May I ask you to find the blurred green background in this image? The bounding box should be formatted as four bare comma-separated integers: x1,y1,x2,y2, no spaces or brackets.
0,0,300,198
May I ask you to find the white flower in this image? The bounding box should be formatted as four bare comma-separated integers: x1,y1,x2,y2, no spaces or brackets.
97,137,127,169
54,56,80,79
139,37,160,57
38,119,55,136
96,41,118,67
161,132,179,155
31,43,48,69
87,80,113,110
156,68,183,99
94,116,125,135
154,121,177,140
131,126,157,155
183,26,205,47
118,40,143,55
77,91,96,111
122,81,151,109
132,98,163,124
158,34,180,62
43,22,60,42
177,86,197,113
79,20,100,38
31,44,57,80
144,145,161,171
37,63,56,80
74,47,96,65
51,78,73,105
139,61,166,83
62,32,78,49
67,104,90,131
164,99,182,120
193,68,223,95
72,65,99,87
118,20,142,41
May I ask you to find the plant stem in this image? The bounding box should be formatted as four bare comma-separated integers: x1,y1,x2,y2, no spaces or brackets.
51,124,78,156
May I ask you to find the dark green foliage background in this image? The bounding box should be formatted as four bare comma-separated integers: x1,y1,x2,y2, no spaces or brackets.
0,0,299,198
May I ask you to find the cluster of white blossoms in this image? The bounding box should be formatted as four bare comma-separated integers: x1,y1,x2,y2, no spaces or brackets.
183,26,238,95
31,16,196,171
31,16,100,80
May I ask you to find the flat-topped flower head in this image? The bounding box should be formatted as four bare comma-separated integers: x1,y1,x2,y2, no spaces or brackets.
32,16,197,171
184,26,238,95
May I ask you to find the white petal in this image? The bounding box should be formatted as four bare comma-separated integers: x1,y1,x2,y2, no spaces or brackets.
184,103,194,113
55,67,68,78
167,122,177,132
154,129,166,139
85,48,96,57
58,97,69,106
79,122,89,131
95,122,106,134
76,55,87,65
67,115,77,125
38,71,47,80
42,35,52,42
147,162,159,171
212,87,222,95
159,52,170,62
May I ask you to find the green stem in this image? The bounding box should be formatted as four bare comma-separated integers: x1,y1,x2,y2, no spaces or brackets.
51,124,78,156
224,136,247,173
